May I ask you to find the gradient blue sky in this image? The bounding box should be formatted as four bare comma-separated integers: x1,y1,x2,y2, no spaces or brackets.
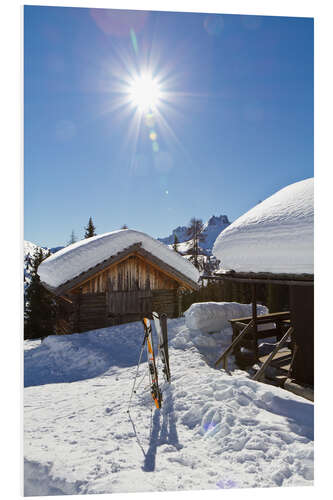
24,6,313,248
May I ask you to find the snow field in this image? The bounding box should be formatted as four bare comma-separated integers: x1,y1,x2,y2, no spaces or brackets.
24,315,313,495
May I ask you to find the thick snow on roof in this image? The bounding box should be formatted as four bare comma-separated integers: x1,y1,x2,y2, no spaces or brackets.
213,178,314,274
38,229,200,288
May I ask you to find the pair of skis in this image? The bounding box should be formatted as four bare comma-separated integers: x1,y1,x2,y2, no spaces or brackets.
152,312,171,384
142,312,171,410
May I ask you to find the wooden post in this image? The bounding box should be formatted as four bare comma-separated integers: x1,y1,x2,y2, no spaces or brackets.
74,289,82,333
215,319,255,370
252,283,258,361
177,287,183,317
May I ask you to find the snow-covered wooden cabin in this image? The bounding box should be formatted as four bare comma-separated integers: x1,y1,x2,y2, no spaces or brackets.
211,178,314,387
39,229,200,333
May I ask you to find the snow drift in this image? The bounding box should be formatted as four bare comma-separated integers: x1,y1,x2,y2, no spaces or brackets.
213,178,314,274
38,229,200,288
184,301,269,333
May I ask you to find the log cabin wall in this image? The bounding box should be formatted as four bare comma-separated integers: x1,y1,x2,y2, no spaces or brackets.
68,254,185,332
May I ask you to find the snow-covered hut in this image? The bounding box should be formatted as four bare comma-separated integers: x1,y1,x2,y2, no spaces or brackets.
212,178,314,386
39,229,200,333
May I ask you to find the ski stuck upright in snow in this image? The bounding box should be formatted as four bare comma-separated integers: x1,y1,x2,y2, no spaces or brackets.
152,312,171,383
143,317,163,409
128,314,171,414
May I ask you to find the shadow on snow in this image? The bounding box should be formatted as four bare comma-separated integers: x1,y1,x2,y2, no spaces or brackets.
142,387,182,472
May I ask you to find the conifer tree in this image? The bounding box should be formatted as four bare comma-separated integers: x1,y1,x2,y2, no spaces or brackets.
173,234,179,253
24,248,57,340
84,217,96,239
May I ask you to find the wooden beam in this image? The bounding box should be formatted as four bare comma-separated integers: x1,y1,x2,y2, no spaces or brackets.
215,320,255,370
252,283,258,360
200,274,313,287
229,311,290,324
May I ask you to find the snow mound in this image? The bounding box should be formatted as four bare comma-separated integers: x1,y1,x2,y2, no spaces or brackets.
213,178,314,274
38,229,200,288
184,301,268,333
24,323,145,387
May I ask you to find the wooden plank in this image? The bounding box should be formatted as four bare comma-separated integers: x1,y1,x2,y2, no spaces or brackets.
108,289,152,315
215,320,255,370
201,273,313,286
229,311,290,324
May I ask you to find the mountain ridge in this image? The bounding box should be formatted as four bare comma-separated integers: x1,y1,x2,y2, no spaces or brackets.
158,214,230,255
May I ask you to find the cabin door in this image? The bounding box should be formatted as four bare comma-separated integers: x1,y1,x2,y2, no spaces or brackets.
107,289,152,316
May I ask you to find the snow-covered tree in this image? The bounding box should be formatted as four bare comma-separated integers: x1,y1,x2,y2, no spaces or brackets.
24,248,57,340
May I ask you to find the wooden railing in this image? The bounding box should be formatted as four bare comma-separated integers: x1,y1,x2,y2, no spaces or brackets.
215,311,291,372
252,326,294,381
215,320,255,371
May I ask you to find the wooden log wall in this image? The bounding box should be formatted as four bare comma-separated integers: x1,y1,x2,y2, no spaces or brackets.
74,293,111,333
65,255,187,332
77,255,177,295
71,290,178,333
152,289,178,318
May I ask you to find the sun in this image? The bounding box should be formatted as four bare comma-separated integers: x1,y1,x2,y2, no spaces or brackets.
129,73,161,112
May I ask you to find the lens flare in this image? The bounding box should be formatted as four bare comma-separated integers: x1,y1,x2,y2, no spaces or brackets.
152,141,159,153
129,73,161,112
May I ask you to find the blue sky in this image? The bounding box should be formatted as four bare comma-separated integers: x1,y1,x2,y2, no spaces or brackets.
24,6,313,248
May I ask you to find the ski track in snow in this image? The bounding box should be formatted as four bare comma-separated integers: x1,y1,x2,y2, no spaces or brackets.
24,318,314,495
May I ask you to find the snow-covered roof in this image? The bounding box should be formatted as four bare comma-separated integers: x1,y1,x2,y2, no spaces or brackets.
213,178,314,275
38,229,200,289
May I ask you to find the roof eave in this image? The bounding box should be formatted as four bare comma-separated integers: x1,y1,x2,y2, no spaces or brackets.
201,270,314,286
40,242,199,295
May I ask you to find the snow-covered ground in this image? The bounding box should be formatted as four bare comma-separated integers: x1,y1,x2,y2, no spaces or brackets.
24,310,313,496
